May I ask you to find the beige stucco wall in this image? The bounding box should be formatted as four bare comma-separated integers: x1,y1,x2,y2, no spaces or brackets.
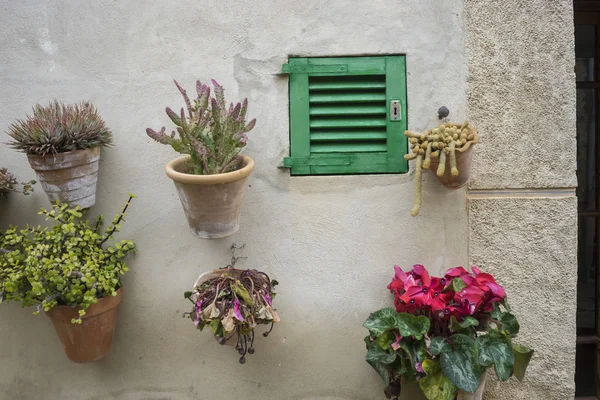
0,1,471,400
466,1,577,399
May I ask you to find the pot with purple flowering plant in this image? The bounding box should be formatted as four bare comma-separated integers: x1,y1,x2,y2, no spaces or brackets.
183,259,279,364
146,79,256,239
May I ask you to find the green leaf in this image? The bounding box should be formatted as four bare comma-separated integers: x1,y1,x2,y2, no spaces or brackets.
396,313,430,339
439,334,482,393
450,316,479,333
363,307,399,336
512,344,534,381
208,319,221,335
419,359,459,400
366,342,396,383
183,291,193,299
451,278,467,292
375,330,395,350
232,280,254,306
476,330,514,381
430,337,450,356
499,312,520,336
399,337,427,365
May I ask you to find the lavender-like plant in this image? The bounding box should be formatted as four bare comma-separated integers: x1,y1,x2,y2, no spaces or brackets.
146,79,256,175
6,101,113,156
0,168,35,196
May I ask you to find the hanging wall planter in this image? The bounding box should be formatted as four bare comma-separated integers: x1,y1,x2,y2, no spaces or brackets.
405,121,478,216
6,101,113,208
146,79,256,239
0,195,136,363
184,262,279,364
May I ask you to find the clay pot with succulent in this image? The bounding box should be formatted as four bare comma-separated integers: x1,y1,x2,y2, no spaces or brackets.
404,121,478,216
0,167,35,197
6,101,113,208
184,261,279,364
146,79,256,239
0,195,136,363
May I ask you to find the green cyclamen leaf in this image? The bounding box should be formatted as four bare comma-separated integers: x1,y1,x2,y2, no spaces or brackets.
476,330,514,381
232,280,254,306
419,359,459,400
366,342,396,383
450,316,479,333
440,334,482,393
183,291,193,299
451,277,467,292
430,336,450,356
499,312,520,336
395,313,430,339
512,344,534,381
363,307,400,336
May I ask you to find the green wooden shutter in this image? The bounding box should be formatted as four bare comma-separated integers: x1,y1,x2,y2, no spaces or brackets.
283,56,408,175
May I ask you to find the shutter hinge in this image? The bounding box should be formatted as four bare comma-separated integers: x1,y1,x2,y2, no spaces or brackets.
279,64,348,74
281,156,351,168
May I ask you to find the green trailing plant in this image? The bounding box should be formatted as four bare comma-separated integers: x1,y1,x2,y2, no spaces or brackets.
146,79,256,175
184,252,279,364
6,101,113,156
404,121,476,216
0,195,136,323
0,168,35,196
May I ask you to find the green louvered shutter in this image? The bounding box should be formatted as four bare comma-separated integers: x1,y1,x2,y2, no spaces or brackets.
283,56,408,175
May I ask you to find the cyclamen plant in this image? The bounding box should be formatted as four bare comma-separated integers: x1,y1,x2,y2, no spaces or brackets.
0,195,136,323
0,168,35,196
146,79,256,175
184,266,279,364
363,265,534,400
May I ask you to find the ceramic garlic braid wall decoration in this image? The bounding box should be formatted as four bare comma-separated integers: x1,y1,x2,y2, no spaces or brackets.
404,121,478,216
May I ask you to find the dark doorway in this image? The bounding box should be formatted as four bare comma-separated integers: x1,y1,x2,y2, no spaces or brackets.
575,2,600,398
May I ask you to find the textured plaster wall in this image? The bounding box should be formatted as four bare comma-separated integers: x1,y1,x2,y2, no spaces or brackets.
466,0,578,399
0,1,469,400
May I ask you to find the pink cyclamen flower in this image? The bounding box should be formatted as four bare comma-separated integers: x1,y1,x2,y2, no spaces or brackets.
415,362,424,373
233,298,244,322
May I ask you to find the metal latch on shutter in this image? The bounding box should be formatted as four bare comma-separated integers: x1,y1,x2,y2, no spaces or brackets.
279,64,348,74
281,156,351,168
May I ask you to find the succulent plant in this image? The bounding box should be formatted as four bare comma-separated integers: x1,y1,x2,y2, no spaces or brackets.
0,168,35,196
405,121,476,216
6,101,113,156
0,195,136,323
146,79,256,175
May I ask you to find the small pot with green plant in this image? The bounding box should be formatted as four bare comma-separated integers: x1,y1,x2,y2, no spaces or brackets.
146,79,256,239
364,264,533,400
0,195,136,363
183,250,279,364
0,167,35,197
6,101,113,208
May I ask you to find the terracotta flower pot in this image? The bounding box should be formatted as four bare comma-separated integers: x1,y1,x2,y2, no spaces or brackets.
27,147,101,208
45,288,122,363
165,155,254,239
427,125,478,189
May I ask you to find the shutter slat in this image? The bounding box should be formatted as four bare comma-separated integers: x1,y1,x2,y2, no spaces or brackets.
310,118,386,128
311,143,387,153
309,92,386,103
309,79,386,90
310,105,386,116
311,130,387,141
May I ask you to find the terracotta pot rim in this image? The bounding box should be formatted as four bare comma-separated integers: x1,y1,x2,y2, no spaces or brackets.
193,268,244,290
26,146,101,160
448,123,478,153
165,155,254,185
46,288,123,320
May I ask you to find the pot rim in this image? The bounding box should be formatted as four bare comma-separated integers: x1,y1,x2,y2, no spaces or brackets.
165,155,254,185
45,288,123,320
26,146,101,160
193,267,244,290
